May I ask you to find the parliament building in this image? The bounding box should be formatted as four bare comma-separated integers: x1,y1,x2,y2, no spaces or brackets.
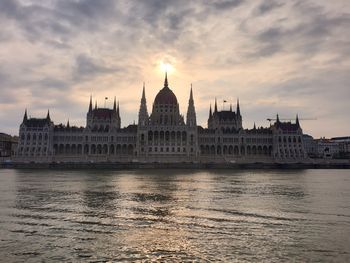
16,74,307,163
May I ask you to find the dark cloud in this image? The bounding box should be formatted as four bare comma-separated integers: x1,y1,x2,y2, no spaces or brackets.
73,54,123,81
35,78,70,91
255,1,284,15
250,7,350,58
211,0,244,10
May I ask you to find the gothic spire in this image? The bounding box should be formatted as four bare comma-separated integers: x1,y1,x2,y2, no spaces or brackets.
253,122,256,129
116,101,120,117
113,96,117,111
138,83,149,126
142,82,146,102
67,119,70,128
88,95,92,113
276,113,280,123
214,98,218,113
23,109,28,123
209,104,212,118
95,100,97,110
236,98,241,116
186,84,196,127
46,109,51,121
296,114,300,127
189,84,193,102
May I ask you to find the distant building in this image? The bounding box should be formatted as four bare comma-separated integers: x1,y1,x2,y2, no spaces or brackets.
15,74,308,163
331,136,350,158
315,138,340,159
0,133,18,158
303,134,318,158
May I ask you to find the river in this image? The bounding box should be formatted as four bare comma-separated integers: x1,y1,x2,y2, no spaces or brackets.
0,169,349,262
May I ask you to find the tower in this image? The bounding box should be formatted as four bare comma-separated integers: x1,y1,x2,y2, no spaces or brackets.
186,84,198,157
138,83,149,127
22,109,28,123
88,95,92,113
116,100,121,129
236,99,242,129
186,84,196,127
46,109,51,121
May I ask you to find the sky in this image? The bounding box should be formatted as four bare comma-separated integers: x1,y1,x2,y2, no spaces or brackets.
0,0,349,138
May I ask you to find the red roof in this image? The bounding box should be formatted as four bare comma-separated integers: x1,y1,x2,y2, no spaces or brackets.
93,108,114,118
154,86,178,105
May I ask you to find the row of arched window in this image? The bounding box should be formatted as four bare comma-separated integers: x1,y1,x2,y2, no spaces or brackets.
278,136,302,143
17,147,48,156
21,133,48,141
200,145,273,156
52,144,134,155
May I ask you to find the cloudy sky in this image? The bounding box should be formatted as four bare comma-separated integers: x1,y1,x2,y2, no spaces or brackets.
0,0,349,138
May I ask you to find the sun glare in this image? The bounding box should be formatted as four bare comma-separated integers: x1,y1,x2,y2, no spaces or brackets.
160,61,175,74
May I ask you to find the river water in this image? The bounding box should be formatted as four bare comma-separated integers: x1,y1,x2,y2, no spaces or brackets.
0,169,349,262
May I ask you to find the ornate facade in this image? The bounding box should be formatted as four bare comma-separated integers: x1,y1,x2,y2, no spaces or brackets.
16,74,308,163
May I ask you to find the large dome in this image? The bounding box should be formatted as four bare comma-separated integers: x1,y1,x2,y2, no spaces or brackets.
153,73,178,105
154,86,178,105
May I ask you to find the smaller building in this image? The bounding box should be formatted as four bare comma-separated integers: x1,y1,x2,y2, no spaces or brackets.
331,136,350,159
303,134,318,158
315,138,340,159
0,133,18,159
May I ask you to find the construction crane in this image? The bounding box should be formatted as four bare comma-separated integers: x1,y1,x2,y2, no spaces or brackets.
266,117,317,125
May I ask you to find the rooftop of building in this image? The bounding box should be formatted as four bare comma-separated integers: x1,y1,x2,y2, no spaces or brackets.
153,72,178,105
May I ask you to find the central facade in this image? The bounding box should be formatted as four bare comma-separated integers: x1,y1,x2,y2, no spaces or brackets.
137,73,198,162
16,74,307,163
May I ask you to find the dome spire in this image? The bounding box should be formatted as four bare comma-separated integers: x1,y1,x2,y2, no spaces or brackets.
164,71,169,88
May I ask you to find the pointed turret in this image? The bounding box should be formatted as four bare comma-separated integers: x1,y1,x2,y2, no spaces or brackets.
138,83,149,127
142,82,146,102
186,84,196,127
253,122,256,129
214,98,218,113
46,109,51,121
95,100,97,110
88,95,92,113
236,99,241,116
116,101,120,118
67,119,70,128
276,114,280,124
209,104,212,119
189,84,194,101
296,114,300,128
113,96,117,111
23,109,28,123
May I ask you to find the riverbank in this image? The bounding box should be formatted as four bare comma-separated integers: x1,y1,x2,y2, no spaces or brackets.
1,160,350,169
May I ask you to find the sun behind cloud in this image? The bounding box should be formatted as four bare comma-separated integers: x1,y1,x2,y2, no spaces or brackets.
158,55,176,75
159,61,174,74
